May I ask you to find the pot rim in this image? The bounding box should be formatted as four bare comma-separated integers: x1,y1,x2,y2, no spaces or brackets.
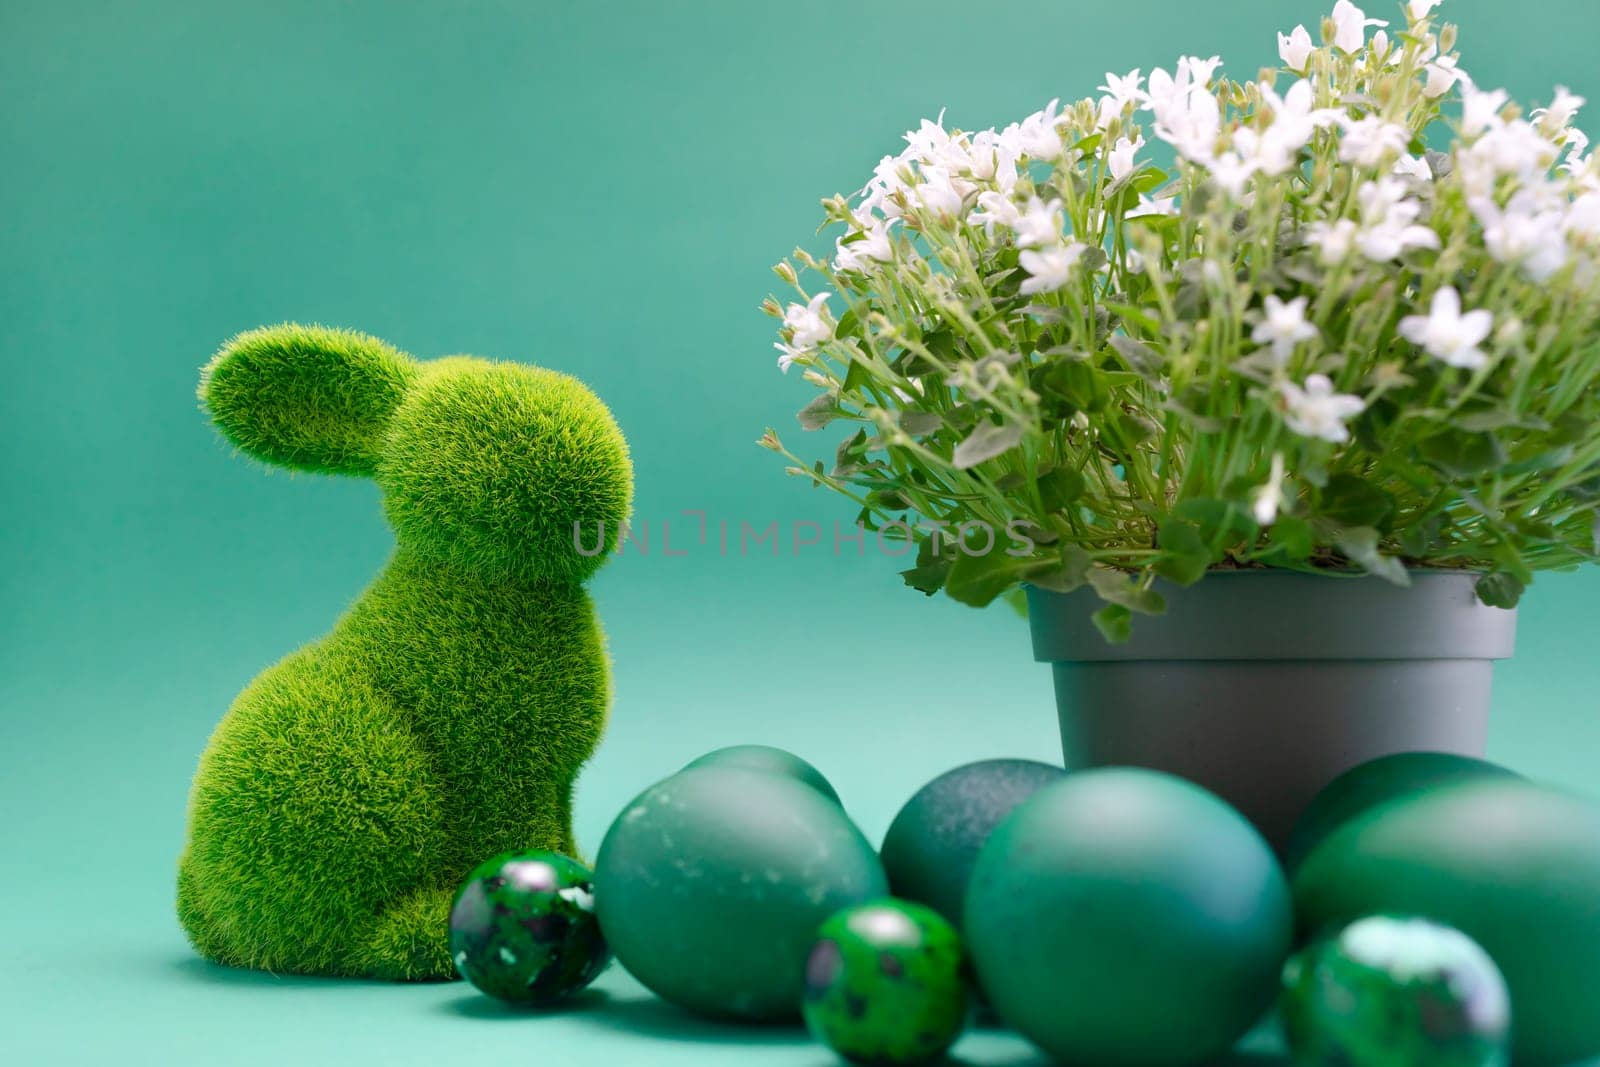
1025,568,1517,663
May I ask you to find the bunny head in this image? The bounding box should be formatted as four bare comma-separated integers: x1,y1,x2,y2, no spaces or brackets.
201,324,632,583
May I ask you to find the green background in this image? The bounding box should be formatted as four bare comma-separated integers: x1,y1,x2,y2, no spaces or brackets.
4,1,1597,1062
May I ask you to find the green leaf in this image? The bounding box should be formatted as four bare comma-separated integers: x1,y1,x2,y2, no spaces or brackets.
952,420,1023,469
899,561,951,596
898,410,944,436
1417,429,1508,478
1173,498,1258,554
834,308,861,341
1092,603,1133,644
1037,468,1087,513
843,357,874,394
945,551,1049,607
1318,474,1397,532
1154,516,1212,586
1475,571,1525,609
1088,567,1166,613
1266,515,1314,561
1027,545,1093,593
1109,334,1161,379
1333,526,1411,586
796,393,838,430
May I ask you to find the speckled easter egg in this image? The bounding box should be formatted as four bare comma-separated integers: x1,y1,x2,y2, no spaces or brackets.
802,899,970,1065
1281,915,1510,1067
683,744,842,804
1285,752,1517,873
879,759,1064,929
965,768,1292,1067
448,850,609,1004
594,766,887,1020
1294,777,1600,1065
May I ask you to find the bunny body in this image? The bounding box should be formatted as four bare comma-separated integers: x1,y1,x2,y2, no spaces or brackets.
177,326,631,979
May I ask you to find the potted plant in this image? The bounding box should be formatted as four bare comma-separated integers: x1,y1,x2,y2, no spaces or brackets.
760,0,1600,847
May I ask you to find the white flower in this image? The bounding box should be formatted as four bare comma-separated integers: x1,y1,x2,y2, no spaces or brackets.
1470,193,1569,280
1394,153,1432,180
963,130,1017,188
1096,69,1145,129
1206,148,1261,196
1253,452,1287,526
1252,295,1318,363
1423,55,1465,99
1399,286,1493,369
775,292,833,372
968,191,1022,238
833,222,894,273
1145,56,1224,163
1018,243,1087,295
1006,98,1069,161
1130,191,1180,217
1278,25,1315,74
1108,135,1145,180
1306,218,1360,263
1461,86,1509,136
1408,0,1441,20
1250,80,1340,173
1014,196,1065,247
912,166,965,219
1330,1,1387,55
1280,374,1365,442
1354,178,1441,259
1339,116,1411,167
1534,86,1586,138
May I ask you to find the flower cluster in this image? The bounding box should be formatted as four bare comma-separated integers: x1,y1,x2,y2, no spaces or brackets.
763,1,1600,637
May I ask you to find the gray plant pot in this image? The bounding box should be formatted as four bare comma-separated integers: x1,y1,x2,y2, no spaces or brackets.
1026,570,1517,852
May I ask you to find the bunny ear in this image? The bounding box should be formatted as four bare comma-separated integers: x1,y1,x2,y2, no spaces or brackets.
200,324,418,475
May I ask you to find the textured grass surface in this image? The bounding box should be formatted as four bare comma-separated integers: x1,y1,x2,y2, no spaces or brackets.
179,325,632,979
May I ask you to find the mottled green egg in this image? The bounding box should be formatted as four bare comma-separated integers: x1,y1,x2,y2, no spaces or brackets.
448,850,610,1004
682,744,842,804
1281,915,1510,1067
803,899,970,1065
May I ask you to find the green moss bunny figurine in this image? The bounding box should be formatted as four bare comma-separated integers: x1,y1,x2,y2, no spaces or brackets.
177,324,632,979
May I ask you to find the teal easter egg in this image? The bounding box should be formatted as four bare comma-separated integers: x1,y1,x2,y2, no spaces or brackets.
802,899,970,1065
964,768,1292,1067
1281,915,1510,1067
1285,752,1517,873
448,850,609,1004
880,759,1064,929
594,766,886,1020
1294,777,1600,1065
683,744,841,804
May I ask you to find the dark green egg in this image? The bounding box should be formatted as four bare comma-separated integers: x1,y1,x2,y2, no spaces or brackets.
683,744,841,804
448,850,609,1004
1281,915,1510,1067
594,766,886,1021
1285,753,1517,874
965,768,1292,1067
803,899,970,1065
880,759,1063,929
1293,777,1600,1065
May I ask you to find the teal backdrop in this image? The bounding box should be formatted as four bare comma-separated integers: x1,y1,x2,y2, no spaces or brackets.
4,1,1598,1063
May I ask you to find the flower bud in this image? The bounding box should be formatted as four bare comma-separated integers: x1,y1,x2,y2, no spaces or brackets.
773,261,798,285
1439,24,1458,53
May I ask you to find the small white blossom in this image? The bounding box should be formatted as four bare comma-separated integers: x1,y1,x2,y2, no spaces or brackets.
1330,1,1387,55
912,166,965,219
1305,218,1360,263
1249,80,1340,174
1278,25,1315,74
1470,193,1569,280
1096,69,1145,129
833,222,894,273
1019,243,1088,295
1005,98,1069,161
1354,178,1441,260
1280,374,1365,442
1423,55,1465,99
1339,116,1411,167
1399,286,1494,369
1014,196,1065,247
1408,0,1441,20
1252,295,1318,363
1253,452,1287,526
1145,56,1225,163
1461,86,1509,136
968,191,1022,238
1108,135,1145,180
1534,86,1586,139
775,293,833,372
1394,154,1432,181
